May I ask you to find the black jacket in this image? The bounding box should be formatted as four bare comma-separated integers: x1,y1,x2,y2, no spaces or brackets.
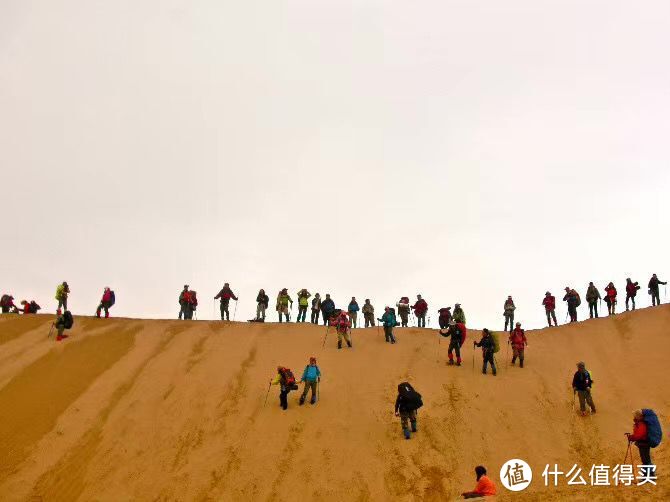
572,370,593,391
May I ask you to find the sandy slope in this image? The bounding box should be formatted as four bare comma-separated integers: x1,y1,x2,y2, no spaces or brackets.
0,307,668,501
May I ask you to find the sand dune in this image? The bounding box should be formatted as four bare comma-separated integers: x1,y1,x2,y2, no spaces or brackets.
0,306,668,501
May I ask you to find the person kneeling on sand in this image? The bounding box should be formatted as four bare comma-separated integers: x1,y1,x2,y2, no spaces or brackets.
572,361,596,416
395,382,422,440
461,466,497,498
299,357,321,405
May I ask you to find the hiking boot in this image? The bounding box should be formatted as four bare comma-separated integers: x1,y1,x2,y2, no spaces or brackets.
403,429,411,440
310,398,316,405
411,422,417,433
482,370,486,375
520,360,524,368
299,397,305,406
338,341,342,349
493,370,497,376
447,360,455,366
591,408,596,414
347,341,352,348
456,361,461,366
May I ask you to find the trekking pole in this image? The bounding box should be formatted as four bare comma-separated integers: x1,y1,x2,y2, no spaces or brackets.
233,300,238,322
472,343,475,373
322,326,330,348
263,382,272,407
47,323,54,339
506,341,510,367
213,299,215,320
623,440,632,464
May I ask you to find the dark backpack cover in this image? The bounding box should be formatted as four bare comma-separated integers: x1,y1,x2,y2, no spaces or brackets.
30,301,41,313
109,291,116,307
0,295,9,307
643,409,663,448
398,382,423,411
63,311,74,329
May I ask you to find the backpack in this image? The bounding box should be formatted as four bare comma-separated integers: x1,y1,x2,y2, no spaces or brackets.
190,291,198,308
574,291,582,307
491,331,500,353
0,295,9,307
29,301,41,313
279,368,298,390
109,291,116,307
642,409,662,448
398,382,423,411
63,311,74,329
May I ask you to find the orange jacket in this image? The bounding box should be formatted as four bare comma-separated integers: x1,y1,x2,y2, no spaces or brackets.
474,475,497,496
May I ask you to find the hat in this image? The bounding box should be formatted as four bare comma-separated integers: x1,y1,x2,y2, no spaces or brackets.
516,322,521,326
545,291,551,295
184,284,189,288
309,356,317,363
439,328,448,335
577,361,585,368
455,303,461,307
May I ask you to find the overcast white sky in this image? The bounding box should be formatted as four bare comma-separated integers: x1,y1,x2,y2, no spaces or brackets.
1,0,668,329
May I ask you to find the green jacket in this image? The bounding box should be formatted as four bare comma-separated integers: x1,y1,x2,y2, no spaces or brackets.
277,293,293,307
297,291,311,307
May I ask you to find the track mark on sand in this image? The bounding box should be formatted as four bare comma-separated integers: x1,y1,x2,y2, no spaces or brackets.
0,325,138,483
266,421,305,501
29,326,181,501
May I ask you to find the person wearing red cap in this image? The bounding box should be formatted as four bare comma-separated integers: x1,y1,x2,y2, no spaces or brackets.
299,357,321,405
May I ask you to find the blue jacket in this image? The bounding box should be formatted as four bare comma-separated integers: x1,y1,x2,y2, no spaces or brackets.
321,299,335,314
302,365,321,382
348,302,359,312
380,311,396,327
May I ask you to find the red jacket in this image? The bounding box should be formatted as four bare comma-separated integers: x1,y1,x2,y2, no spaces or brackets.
509,328,527,349
456,323,467,344
102,289,112,303
412,299,428,314
542,295,556,311
626,282,639,297
629,420,648,442
605,286,617,299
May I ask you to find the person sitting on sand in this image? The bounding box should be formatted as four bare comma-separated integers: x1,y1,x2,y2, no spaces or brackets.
462,465,497,498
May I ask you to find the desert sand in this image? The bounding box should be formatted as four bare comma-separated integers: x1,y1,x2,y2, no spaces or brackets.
0,306,668,501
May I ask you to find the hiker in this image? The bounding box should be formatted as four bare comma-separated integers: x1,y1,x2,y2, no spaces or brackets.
178,286,197,320
503,296,515,333
648,274,667,306
461,466,497,499
296,289,311,323
411,295,428,328
542,292,558,327
320,294,335,325
379,307,397,344
626,409,661,477
95,287,115,318
20,300,41,314
271,366,298,411
256,289,269,320
55,281,70,313
362,299,375,327
604,282,617,315
438,306,452,328
563,287,580,322
446,320,467,366
572,361,596,416
348,297,360,328
395,382,422,440
625,278,640,311
509,322,527,368
310,293,322,324
0,294,17,314
396,297,410,327
333,310,352,349
474,329,496,376
585,282,601,319
276,288,293,322
453,303,466,324
299,357,321,405
214,283,238,321
53,311,68,341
